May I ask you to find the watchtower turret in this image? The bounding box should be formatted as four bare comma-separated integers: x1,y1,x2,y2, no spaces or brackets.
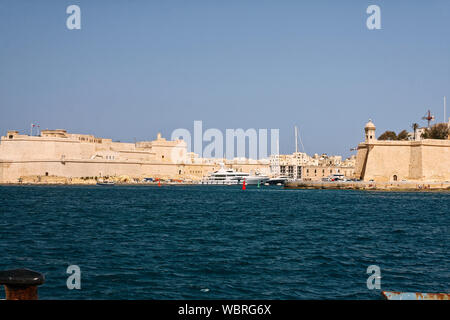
364,119,376,142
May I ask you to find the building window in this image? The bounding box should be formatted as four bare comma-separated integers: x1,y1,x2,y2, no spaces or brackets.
45,172,49,176
393,175,398,181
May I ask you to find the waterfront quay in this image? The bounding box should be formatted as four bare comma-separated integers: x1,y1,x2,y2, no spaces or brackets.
284,180,450,191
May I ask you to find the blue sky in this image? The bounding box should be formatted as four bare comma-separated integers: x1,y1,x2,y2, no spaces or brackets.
1,1,449,158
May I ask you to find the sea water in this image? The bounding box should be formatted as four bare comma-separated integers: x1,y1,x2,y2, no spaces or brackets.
0,185,448,299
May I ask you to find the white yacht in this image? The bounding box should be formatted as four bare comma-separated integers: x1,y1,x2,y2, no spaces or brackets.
266,176,289,186
244,173,270,186
200,164,269,186
201,164,249,185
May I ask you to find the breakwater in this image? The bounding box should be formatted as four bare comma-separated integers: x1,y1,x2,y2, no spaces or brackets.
284,181,450,191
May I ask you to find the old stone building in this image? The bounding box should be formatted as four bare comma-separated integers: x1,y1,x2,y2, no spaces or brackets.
354,120,450,182
0,129,270,183
270,152,355,181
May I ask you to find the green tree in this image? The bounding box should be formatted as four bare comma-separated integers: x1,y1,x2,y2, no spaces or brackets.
421,123,450,140
397,130,409,141
378,131,397,140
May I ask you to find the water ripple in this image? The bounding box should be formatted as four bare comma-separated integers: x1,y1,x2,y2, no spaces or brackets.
0,186,448,299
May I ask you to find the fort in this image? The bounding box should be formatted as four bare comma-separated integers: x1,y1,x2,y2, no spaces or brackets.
0,129,268,184
286,119,450,190
3,118,448,187
354,120,450,182
0,127,357,184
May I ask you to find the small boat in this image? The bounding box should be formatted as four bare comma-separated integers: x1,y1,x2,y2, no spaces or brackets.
382,291,449,300
266,176,289,185
97,181,115,186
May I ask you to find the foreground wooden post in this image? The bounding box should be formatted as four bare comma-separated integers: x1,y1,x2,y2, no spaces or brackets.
0,269,45,300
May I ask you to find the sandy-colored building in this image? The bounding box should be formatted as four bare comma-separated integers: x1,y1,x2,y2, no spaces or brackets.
0,129,270,183
0,130,187,183
301,164,355,181
270,152,355,180
354,120,450,182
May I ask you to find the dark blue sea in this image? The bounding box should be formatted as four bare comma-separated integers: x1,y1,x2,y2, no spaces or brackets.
0,185,448,299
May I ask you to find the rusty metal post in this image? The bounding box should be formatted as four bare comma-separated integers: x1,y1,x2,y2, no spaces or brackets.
382,291,450,300
0,269,45,300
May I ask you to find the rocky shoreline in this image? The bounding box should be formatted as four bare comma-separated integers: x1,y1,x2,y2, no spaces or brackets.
284,180,450,191
4,175,199,186
2,175,450,191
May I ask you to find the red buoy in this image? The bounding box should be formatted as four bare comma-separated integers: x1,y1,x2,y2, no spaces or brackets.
242,180,246,190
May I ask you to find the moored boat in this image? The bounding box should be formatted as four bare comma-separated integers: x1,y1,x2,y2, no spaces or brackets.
201,163,269,186
266,176,289,185
97,181,115,186
244,174,269,186
200,163,249,185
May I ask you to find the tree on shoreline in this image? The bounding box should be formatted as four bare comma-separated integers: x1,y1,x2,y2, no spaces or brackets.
378,131,397,140
421,123,450,140
397,130,409,141
378,129,412,141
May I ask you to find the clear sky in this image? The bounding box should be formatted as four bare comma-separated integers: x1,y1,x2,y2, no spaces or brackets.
1,1,449,158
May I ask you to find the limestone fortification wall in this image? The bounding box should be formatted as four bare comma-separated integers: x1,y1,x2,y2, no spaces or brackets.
421,140,450,181
0,130,189,183
0,160,185,183
353,145,368,179
355,139,450,182
0,130,270,183
354,119,450,183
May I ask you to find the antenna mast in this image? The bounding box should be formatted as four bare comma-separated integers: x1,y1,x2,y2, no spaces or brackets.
298,127,305,153
276,137,280,155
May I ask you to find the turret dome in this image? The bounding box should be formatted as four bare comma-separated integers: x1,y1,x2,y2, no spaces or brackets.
365,119,376,130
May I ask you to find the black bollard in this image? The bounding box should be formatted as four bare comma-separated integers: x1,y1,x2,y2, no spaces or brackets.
0,269,45,300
